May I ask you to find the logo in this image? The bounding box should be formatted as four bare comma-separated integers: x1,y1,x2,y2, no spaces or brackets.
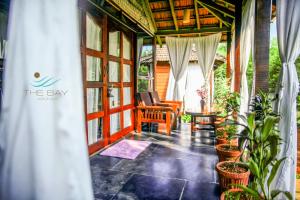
25,72,68,101
31,72,60,88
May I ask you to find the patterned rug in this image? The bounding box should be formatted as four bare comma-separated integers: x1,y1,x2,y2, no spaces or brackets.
100,139,151,159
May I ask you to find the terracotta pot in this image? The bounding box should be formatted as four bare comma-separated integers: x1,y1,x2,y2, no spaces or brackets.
216,161,250,191
216,144,241,161
220,189,243,200
216,137,238,145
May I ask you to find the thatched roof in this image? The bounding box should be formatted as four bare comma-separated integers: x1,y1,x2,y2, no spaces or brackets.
141,44,226,68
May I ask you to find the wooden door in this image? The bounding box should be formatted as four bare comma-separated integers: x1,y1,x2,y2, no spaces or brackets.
80,9,135,154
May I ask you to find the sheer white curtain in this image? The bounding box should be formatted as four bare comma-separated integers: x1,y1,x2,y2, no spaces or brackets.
136,37,143,71
165,37,193,101
193,33,222,110
239,0,255,116
0,1,93,200
271,0,300,197
166,67,188,101
184,63,205,111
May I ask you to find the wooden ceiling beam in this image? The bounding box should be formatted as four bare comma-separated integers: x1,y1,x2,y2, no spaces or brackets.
155,15,216,23
152,5,194,13
198,1,233,27
194,0,200,30
156,26,229,36
219,0,236,6
142,0,163,47
199,0,235,18
168,0,179,31
148,0,166,2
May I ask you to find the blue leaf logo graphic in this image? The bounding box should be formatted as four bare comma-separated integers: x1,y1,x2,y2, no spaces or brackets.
31,72,60,88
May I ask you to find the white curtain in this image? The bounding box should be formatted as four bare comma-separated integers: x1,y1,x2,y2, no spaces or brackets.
166,67,188,101
136,37,143,69
0,1,93,200
184,63,205,112
166,37,193,101
271,0,300,197
239,0,255,116
193,33,222,111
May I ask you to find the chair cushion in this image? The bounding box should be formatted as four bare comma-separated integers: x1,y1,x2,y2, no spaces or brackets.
139,92,153,106
150,91,161,104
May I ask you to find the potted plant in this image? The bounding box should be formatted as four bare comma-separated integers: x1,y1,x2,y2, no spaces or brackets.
220,92,292,200
225,92,240,117
220,188,254,200
216,125,238,145
216,125,241,161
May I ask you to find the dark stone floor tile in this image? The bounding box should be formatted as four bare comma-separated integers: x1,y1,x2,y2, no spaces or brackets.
112,174,185,200
181,181,220,200
91,169,132,197
112,154,216,183
90,155,123,170
94,192,115,200
152,145,217,162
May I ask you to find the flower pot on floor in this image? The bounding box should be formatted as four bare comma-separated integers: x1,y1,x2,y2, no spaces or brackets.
216,136,238,145
220,188,255,200
216,161,250,191
216,144,241,161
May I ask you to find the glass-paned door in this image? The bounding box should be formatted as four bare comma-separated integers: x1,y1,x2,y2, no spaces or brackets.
80,8,135,154
108,26,134,141
81,12,107,151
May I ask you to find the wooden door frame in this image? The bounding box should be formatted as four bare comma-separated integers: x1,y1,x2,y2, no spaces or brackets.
79,4,136,155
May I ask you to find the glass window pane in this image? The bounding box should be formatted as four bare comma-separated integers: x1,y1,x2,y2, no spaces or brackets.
123,64,131,82
87,118,103,145
86,13,102,51
124,109,132,128
87,88,102,113
137,79,150,92
123,87,131,105
109,31,120,57
86,56,102,81
110,112,121,135
123,35,131,60
109,61,120,82
109,88,120,108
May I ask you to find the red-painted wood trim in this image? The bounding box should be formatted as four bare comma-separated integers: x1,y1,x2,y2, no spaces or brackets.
87,111,105,120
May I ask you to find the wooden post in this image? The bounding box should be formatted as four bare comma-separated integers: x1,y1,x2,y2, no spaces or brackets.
254,0,271,93
226,31,231,82
152,37,157,92
234,1,242,93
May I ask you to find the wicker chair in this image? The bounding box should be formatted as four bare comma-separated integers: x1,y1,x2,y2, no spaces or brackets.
136,92,174,135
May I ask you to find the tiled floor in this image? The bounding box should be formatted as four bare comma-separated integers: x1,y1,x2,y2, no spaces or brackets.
90,123,220,200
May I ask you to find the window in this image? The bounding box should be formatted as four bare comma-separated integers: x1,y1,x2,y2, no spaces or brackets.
137,45,154,92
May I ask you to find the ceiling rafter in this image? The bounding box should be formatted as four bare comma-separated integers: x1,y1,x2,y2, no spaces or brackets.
194,0,200,30
199,0,235,18
156,27,229,36
219,0,236,6
155,15,217,23
142,0,163,46
168,0,178,31
197,0,233,27
152,5,194,13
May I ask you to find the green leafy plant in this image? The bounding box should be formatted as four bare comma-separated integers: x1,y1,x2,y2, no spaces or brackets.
181,114,191,123
224,190,253,200
225,92,241,114
225,92,292,200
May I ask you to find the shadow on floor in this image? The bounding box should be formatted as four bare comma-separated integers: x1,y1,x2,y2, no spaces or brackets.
90,123,220,200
